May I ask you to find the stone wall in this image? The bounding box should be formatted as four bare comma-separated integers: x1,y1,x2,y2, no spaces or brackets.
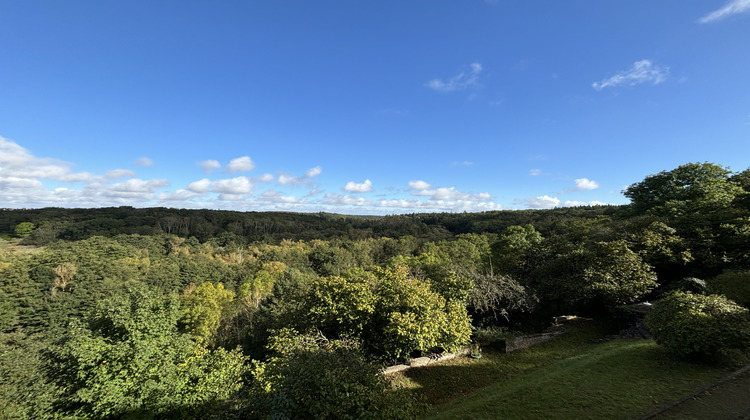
382,327,567,375
382,348,470,375
499,329,565,353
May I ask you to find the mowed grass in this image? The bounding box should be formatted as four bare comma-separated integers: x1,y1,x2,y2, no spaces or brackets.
389,320,729,420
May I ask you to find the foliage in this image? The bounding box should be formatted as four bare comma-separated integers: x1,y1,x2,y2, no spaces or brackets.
466,271,536,322
247,329,424,420
375,266,471,359
47,286,247,419
624,162,742,217
531,240,657,309
492,224,542,273
271,265,472,361
709,270,750,308
646,291,750,362
304,269,377,338
0,331,59,419
14,222,35,238
180,281,235,345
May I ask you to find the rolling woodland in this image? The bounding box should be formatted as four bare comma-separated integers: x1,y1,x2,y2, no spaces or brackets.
1,162,749,419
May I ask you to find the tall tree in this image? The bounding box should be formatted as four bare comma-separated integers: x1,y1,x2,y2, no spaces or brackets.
624,162,742,217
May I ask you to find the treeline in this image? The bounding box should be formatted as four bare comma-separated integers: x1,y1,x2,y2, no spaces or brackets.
1,162,749,419
0,205,620,245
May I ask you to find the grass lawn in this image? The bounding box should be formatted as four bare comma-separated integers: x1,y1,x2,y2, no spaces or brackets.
389,320,730,419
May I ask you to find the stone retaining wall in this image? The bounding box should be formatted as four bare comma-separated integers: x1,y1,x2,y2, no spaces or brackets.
382,327,566,375
382,348,470,375
499,329,566,353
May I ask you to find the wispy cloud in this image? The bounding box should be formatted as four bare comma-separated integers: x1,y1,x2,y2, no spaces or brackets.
592,60,669,90
699,0,750,23
529,169,543,176
425,62,483,92
305,166,322,178
105,169,137,179
133,157,154,167
277,166,322,186
198,160,221,174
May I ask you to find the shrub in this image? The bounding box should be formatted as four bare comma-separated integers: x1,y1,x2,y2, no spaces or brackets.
247,329,424,419
646,291,750,362
709,270,750,307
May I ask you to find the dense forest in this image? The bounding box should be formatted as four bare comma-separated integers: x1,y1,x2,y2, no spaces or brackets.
1,162,749,419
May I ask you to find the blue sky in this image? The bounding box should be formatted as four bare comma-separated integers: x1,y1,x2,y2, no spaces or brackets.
1,1,748,214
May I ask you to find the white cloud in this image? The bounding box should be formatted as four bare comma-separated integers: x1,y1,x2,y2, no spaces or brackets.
523,195,560,209
412,186,490,202
563,200,609,207
110,178,169,193
699,0,750,23
105,169,137,179
0,137,73,180
573,178,599,191
198,160,221,173
375,198,501,212
592,60,669,90
343,179,373,193
305,166,322,178
529,169,542,176
255,173,275,183
324,193,369,206
227,156,255,173
450,161,474,167
211,176,253,194
133,157,154,167
408,180,432,191
187,178,212,193
258,190,298,203
277,166,321,186
158,189,202,202
425,62,483,92
59,172,100,183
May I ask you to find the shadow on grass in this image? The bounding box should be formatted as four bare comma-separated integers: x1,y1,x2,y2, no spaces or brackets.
389,319,728,420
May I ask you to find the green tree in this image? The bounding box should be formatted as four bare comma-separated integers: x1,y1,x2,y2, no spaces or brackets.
180,282,235,345
492,224,542,273
47,286,247,419
374,266,471,359
531,240,657,311
14,222,35,238
624,162,742,217
304,269,377,339
624,163,749,277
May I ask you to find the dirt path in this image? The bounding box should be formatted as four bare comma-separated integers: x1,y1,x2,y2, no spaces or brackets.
643,365,750,420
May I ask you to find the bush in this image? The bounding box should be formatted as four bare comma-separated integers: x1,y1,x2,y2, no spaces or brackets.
709,270,750,307
646,292,750,362
247,329,424,419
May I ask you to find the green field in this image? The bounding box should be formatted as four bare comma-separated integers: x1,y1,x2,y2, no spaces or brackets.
390,320,729,419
